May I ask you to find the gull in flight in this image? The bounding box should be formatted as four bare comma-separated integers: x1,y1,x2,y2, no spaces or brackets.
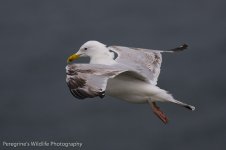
66,41,195,124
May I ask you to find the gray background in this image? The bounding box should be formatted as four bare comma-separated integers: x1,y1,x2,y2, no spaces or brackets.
0,0,225,149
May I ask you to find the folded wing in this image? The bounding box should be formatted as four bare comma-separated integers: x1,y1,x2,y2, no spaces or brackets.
66,64,130,99
108,44,188,85
108,46,162,85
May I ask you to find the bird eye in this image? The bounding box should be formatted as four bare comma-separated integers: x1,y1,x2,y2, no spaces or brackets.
84,48,87,50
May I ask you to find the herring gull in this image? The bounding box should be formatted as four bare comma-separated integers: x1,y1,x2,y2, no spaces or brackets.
66,41,195,124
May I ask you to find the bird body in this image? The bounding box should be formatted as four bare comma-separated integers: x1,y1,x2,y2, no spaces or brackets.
106,73,152,103
66,40,195,124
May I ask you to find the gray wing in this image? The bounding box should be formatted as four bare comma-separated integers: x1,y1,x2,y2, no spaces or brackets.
108,46,162,85
66,64,129,99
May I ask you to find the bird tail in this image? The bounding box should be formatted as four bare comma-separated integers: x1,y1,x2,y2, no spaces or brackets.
169,99,195,111
150,86,195,111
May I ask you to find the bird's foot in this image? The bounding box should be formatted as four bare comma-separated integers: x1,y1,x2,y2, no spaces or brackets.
151,102,168,124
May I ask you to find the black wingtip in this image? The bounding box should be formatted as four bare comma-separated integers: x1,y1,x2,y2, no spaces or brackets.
184,105,195,111
170,44,188,52
99,91,105,98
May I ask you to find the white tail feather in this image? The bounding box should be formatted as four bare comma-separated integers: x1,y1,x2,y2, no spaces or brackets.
149,86,195,111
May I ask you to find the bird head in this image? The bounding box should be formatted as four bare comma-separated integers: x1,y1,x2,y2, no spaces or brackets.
67,41,107,63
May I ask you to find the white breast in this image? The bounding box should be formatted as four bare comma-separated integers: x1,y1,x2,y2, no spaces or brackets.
105,74,151,103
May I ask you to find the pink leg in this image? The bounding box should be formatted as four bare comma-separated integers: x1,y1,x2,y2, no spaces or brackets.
150,102,168,124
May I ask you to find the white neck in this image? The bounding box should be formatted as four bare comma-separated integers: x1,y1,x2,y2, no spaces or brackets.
89,52,117,65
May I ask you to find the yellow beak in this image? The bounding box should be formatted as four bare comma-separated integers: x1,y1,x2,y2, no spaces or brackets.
67,53,81,63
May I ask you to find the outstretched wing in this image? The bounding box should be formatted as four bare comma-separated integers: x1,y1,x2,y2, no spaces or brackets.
108,44,188,85
108,46,162,85
66,64,129,99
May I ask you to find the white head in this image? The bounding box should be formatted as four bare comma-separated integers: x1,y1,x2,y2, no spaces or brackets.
67,40,114,63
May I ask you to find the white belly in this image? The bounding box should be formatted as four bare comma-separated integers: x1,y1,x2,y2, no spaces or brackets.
105,74,188,109
105,75,152,103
